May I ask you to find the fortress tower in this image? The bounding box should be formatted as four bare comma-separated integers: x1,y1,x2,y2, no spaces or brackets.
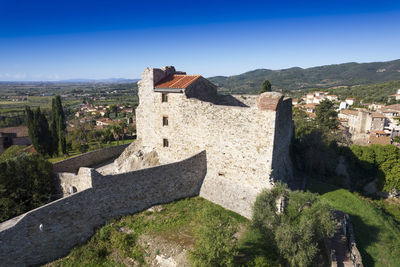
136,66,294,217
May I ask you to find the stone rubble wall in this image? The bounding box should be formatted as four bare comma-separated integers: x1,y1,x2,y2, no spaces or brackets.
52,144,129,173
0,151,207,267
54,167,94,197
135,67,293,218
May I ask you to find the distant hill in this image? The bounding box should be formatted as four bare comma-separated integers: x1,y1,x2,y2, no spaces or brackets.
59,78,139,83
208,59,400,94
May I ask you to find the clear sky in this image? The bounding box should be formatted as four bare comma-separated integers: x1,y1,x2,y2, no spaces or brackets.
1,0,400,81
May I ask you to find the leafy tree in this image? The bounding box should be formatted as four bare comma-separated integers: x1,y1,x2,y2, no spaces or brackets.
252,183,336,267
259,79,272,94
189,208,238,267
70,121,90,153
110,125,123,145
347,144,400,193
315,99,338,130
0,154,53,222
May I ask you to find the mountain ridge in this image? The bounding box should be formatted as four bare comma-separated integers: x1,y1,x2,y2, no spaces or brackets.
207,59,400,93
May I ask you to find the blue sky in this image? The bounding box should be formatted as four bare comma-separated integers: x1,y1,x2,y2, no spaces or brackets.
1,0,400,81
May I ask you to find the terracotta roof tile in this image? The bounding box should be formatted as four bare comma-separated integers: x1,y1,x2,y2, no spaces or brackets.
340,110,359,116
154,74,201,89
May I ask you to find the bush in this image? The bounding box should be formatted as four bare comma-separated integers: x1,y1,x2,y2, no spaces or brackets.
189,208,239,267
0,154,53,222
252,183,336,267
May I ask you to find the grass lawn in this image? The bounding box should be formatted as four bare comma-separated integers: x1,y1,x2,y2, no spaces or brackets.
308,179,400,267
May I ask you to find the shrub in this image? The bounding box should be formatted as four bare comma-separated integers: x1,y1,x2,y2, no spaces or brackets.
0,154,53,222
189,208,239,267
252,183,336,267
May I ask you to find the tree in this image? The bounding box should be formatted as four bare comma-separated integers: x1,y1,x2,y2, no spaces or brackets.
259,79,272,94
110,125,123,145
110,105,118,118
315,99,339,130
50,98,59,155
0,154,53,222
54,96,67,155
252,184,336,267
25,107,53,156
70,120,90,153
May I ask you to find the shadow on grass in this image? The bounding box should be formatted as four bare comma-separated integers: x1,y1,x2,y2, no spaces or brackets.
348,214,377,267
235,228,279,266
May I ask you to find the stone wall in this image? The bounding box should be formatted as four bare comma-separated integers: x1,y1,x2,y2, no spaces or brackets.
53,144,129,173
0,151,207,267
135,67,293,218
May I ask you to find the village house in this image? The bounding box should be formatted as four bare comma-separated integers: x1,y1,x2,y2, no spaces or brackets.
0,126,31,154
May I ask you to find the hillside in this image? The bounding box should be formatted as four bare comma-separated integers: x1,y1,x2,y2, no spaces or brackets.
208,59,400,93
308,180,400,267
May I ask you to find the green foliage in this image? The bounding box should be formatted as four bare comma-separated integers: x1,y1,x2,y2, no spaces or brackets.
54,96,67,155
259,79,272,94
292,107,339,177
328,80,400,103
189,208,239,267
346,144,400,192
25,106,53,156
0,145,26,162
0,154,53,222
315,99,338,130
394,136,400,143
252,184,336,267
308,179,400,266
49,197,248,266
69,121,91,153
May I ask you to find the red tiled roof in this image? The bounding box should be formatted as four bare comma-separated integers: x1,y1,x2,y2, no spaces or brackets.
371,130,389,135
154,75,201,89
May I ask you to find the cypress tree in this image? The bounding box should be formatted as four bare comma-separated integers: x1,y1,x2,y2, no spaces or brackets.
50,99,59,155
25,106,38,150
32,108,52,155
54,96,66,155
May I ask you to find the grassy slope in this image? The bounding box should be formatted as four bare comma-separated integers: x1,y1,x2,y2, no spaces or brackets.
47,197,248,266
308,179,400,267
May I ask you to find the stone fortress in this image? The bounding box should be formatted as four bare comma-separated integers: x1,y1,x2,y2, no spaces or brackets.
0,66,293,266
131,66,293,216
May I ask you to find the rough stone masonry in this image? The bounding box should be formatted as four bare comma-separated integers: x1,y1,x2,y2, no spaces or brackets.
134,66,294,218
0,65,294,266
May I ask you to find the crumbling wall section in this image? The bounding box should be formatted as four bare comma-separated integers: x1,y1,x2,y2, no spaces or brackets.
0,151,206,267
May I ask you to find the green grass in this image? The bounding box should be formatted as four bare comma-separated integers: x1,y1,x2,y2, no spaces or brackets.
46,197,247,266
308,179,400,267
